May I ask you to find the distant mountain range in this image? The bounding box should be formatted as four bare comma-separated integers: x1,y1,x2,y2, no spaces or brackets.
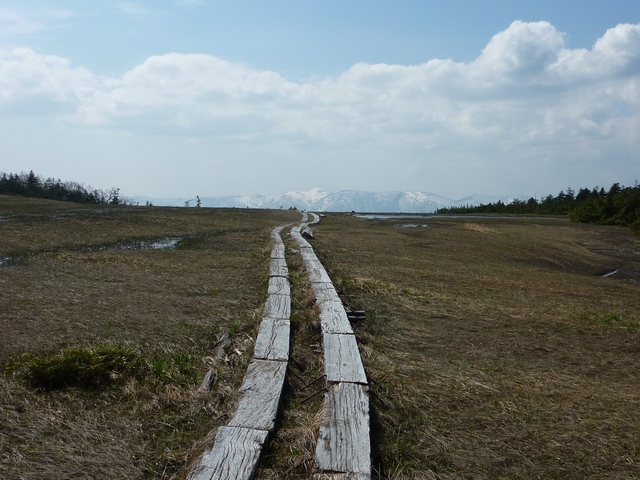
130,188,524,213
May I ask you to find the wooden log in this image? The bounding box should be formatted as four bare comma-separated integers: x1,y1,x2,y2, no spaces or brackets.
315,383,370,475
187,426,268,480
318,300,353,335
269,258,289,278
264,293,291,320
198,331,230,392
323,333,367,384
253,318,290,361
229,359,288,431
198,369,217,392
267,276,290,296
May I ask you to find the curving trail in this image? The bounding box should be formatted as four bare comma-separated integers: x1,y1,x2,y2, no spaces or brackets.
291,214,371,479
187,214,371,479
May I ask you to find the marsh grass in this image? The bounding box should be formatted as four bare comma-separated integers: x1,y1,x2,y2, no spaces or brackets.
0,195,298,479
311,214,640,479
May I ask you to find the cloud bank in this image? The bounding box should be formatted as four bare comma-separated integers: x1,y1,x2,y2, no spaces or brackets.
1,20,639,196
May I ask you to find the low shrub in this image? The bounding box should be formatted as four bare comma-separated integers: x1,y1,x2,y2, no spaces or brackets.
8,345,144,390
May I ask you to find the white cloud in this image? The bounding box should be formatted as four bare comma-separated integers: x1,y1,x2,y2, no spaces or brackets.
473,21,566,83
0,21,638,197
0,48,116,104
0,7,41,38
2,21,639,144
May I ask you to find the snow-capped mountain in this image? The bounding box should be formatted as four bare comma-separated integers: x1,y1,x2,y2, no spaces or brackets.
130,189,523,213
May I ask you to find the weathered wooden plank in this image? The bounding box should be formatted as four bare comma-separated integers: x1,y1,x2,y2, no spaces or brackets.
315,383,370,475
307,263,332,284
323,333,367,384
312,474,370,480
267,276,290,296
269,258,289,278
291,231,313,248
271,244,286,259
312,282,342,304
229,359,288,430
253,318,290,361
300,248,318,261
264,293,290,320
308,213,320,224
318,300,353,335
187,426,268,480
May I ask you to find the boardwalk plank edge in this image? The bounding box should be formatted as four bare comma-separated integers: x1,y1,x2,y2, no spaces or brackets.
229,359,288,430
323,333,367,384
187,222,294,480
315,383,371,475
187,426,268,480
253,318,291,361
291,214,371,478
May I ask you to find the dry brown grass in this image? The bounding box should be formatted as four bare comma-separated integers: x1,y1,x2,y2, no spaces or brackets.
311,214,640,479
0,195,298,479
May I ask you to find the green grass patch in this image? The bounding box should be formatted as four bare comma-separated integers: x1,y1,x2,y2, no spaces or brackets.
6,344,204,391
7,345,143,391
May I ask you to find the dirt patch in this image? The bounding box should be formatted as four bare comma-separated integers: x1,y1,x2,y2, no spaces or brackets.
463,222,497,234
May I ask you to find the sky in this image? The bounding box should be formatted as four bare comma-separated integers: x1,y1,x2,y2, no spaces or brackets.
1,1,639,200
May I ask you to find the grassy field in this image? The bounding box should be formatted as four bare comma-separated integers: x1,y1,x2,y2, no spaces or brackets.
0,195,298,479
310,214,640,479
2,196,639,479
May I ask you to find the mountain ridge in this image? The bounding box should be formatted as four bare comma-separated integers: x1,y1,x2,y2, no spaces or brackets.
130,189,523,213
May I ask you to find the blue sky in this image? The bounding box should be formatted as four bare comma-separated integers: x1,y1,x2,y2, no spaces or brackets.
1,1,639,199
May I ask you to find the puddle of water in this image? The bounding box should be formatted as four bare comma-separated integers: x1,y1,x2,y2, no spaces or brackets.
147,237,182,250
0,237,183,268
399,224,428,228
84,237,183,252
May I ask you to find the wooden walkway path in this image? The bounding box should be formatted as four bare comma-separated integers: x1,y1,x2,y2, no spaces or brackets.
187,225,292,480
188,214,371,479
291,214,371,479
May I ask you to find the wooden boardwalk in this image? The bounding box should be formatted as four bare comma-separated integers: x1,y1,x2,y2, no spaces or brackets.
188,215,371,479
187,224,293,480
291,214,372,478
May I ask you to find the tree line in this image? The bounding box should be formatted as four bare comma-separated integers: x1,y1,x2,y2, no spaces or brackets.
437,182,640,233
0,171,123,205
